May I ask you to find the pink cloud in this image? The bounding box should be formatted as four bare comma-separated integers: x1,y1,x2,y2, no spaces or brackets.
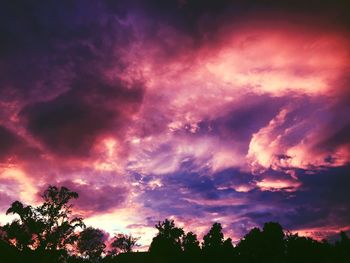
0,5,349,247
255,178,301,192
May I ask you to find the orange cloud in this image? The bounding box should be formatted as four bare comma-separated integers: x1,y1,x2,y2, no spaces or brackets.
256,178,301,192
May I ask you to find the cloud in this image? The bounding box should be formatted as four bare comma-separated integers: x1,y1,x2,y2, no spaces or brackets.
0,126,22,161
0,0,144,160
248,96,350,171
0,0,350,246
0,168,38,205
124,15,350,178
41,180,129,216
133,163,350,242
0,178,19,210
255,178,301,192
21,75,144,158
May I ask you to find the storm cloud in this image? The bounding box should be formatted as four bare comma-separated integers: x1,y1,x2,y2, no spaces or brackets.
0,0,349,247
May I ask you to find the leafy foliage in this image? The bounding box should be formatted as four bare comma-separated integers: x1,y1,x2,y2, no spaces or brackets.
2,186,84,257
77,227,106,261
149,219,184,256
182,231,200,255
202,222,224,253
110,233,139,254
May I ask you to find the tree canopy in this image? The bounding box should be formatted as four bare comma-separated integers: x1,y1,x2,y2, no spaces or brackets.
77,227,106,261
149,219,184,256
110,233,139,254
2,186,84,261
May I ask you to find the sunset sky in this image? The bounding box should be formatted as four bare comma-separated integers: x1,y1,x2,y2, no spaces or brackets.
0,0,349,248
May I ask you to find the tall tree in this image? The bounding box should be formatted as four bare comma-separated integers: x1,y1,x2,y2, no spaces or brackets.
262,222,285,262
222,237,234,255
2,185,85,260
202,222,224,255
36,186,85,251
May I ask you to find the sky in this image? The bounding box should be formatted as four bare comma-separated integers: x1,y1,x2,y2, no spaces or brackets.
0,0,350,248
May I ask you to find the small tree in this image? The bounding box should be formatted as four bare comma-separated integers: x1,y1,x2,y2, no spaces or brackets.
77,227,106,261
149,219,184,256
222,237,234,260
335,231,350,261
202,222,224,255
223,237,234,252
182,231,200,255
2,201,42,250
110,233,139,254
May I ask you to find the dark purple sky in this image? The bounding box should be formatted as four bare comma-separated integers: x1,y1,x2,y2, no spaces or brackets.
0,0,349,247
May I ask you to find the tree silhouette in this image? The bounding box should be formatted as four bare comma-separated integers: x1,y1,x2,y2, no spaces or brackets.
222,237,234,258
1,185,84,261
202,222,224,255
1,187,350,262
110,233,139,255
36,186,85,251
262,222,285,262
2,201,42,251
182,231,200,255
236,227,264,263
149,219,184,257
77,227,106,262
335,231,350,261
236,222,285,263
285,232,333,263
201,222,234,261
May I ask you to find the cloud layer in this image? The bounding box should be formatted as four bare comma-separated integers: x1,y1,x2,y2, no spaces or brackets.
0,0,349,246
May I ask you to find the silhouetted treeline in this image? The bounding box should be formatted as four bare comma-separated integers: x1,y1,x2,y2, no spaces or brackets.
0,186,349,263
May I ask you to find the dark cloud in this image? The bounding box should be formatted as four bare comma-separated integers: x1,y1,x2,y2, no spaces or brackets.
0,0,349,102
138,162,350,239
20,75,144,157
313,109,350,159
202,95,286,142
0,0,349,245
295,166,350,210
0,0,146,159
284,207,331,230
45,180,129,215
0,0,130,56
240,211,283,230
137,164,253,220
0,125,39,162
130,0,350,47
244,166,350,231
0,0,135,103
136,166,218,217
0,126,21,160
